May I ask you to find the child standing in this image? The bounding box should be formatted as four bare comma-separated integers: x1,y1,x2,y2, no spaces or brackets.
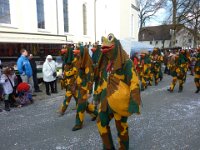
0,67,17,111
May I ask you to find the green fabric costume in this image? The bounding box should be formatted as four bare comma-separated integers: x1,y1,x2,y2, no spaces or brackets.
194,52,200,93
91,44,102,105
168,52,188,92
139,54,151,91
96,33,141,150
72,46,98,131
59,47,78,115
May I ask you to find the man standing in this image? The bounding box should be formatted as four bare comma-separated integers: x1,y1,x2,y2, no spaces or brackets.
29,54,42,92
17,49,34,92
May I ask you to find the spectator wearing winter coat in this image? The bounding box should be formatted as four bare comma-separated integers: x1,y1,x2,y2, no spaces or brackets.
29,54,42,92
17,49,33,90
0,67,18,111
42,55,57,95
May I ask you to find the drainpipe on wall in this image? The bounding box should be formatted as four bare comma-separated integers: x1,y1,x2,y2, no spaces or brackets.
56,0,59,35
94,0,97,42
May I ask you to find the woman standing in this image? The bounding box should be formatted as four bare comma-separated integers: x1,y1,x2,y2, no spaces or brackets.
42,55,57,95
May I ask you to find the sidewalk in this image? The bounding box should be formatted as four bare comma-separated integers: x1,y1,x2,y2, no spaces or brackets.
0,79,66,110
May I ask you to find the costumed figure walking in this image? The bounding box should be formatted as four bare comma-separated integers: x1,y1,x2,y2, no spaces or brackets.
71,45,98,131
59,47,79,116
194,48,200,93
91,43,102,107
167,50,188,92
139,52,151,91
96,33,141,150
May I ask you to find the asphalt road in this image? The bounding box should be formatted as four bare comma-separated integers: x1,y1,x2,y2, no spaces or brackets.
0,74,200,150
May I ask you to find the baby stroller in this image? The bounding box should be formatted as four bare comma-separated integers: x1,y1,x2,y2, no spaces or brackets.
16,82,33,106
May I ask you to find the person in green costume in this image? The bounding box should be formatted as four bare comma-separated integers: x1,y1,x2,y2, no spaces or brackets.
90,43,102,107
150,48,163,86
96,33,141,150
139,52,151,91
194,48,200,93
167,49,188,92
72,45,98,131
58,46,79,116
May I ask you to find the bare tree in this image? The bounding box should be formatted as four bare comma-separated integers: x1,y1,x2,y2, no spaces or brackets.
138,0,166,29
167,0,198,47
177,0,200,47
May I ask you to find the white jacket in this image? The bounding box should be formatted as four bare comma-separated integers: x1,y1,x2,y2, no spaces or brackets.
42,58,57,82
0,74,16,94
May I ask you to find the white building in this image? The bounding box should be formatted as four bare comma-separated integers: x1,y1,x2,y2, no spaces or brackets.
0,0,139,61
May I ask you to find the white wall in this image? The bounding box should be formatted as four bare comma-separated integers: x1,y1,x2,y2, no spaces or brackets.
0,0,139,44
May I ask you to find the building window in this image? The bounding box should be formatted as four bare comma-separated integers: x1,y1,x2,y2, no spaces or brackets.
188,39,192,43
155,41,158,45
0,0,11,24
150,41,152,44
63,0,69,32
83,3,87,35
142,33,145,40
176,40,178,43
36,0,45,29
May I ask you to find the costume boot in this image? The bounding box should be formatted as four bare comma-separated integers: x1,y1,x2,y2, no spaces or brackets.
195,87,200,93
178,86,183,93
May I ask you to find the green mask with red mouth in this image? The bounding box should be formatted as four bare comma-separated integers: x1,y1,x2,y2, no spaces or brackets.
101,33,118,60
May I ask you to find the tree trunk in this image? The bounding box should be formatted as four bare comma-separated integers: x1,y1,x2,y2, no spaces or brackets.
172,0,177,48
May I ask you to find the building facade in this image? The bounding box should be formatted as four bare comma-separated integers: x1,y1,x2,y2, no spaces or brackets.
0,0,139,61
139,24,199,49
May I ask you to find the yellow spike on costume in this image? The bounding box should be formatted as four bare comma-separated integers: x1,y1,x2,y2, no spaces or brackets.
81,86,88,91
66,91,72,97
195,74,200,78
94,80,107,94
97,122,107,135
101,80,107,90
114,113,121,121
77,76,82,85
78,112,84,122
85,67,89,74
114,74,125,80
121,122,128,136
88,103,95,111
66,79,70,84
82,94,88,100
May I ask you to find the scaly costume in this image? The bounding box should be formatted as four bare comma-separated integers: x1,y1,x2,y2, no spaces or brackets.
72,46,98,131
194,49,200,93
150,48,163,85
139,53,151,91
59,47,79,115
91,44,102,106
168,51,188,92
96,33,141,150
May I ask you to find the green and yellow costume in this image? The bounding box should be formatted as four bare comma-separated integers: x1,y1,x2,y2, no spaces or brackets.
59,47,79,115
91,44,102,106
150,48,163,85
194,50,200,93
139,53,151,91
72,46,98,131
96,33,141,150
168,51,188,92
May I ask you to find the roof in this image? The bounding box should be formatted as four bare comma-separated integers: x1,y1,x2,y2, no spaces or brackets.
139,24,184,41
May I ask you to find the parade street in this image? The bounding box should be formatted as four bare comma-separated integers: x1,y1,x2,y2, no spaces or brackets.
0,74,200,150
